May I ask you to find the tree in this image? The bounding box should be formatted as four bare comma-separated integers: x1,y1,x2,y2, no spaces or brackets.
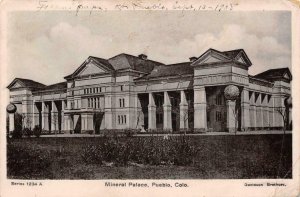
22,113,32,130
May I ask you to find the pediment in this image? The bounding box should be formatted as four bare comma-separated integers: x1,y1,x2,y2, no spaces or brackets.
202,56,224,64
236,56,246,64
7,79,25,90
234,51,252,66
283,73,290,80
68,57,114,79
78,62,106,76
11,81,23,88
191,49,230,66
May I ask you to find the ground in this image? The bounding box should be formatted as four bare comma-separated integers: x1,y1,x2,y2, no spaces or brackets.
7,133,292,179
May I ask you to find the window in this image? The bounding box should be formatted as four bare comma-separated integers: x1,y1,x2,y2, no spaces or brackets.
216,111,222,122
70,101,75,109
118,115,127,124
87,97,102,109
120,85,124,91
216,94,223,105
119,98,125,108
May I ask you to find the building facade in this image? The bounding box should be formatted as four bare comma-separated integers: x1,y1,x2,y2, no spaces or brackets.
7,48,292,134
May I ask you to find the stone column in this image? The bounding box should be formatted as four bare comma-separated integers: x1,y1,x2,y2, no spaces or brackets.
262,94,269,129
241,88,250,131
249,92,256,130
268,96,274,129
61,100,65,132
273,96,285,128
32,102,39,128
180,90,188,130
104,95,113,130
51,101,58,132
41,102,49,131
64,114,73,134
163,91,172,131
226,100,236,133
194,86,207,132
81,113,94,134
22,98,32,129
9,113,15,133
136,95,144,130
256,93,263,129
148,92,156,130
288,106,292,130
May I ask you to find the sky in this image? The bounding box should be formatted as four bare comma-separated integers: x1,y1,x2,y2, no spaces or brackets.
7,11,291,85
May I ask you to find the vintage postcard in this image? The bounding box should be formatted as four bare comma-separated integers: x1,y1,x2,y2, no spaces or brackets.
0,0,299,196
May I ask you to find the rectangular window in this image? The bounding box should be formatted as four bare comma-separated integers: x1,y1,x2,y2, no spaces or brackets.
119,98,125,108
120,85,124,91
117,115,127,125
216,111,222,122
216,94,223,105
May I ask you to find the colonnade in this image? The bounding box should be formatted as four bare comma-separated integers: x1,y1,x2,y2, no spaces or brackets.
32,100,66,132
147,90,191,131
9,86,287,134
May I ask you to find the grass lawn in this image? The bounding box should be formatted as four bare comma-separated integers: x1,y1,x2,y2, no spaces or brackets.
7,134,292,179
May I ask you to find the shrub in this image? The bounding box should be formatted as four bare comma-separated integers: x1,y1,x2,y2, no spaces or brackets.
81,145,103,164
14,113,23,132
79,135,199,167
7,144,52,179
23,128,33,137
123,129,136,137
11,129,23,139
33,125,42,138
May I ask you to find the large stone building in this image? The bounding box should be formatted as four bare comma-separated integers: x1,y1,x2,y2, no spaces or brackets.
7,48,292,134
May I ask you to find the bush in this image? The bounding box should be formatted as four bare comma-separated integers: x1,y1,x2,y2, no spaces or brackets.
23,128,33,137
14,113,23,132
11,129,23,139
33,125,42,138
7,144,52,179
81,145,103,164
123,129,137,137
80,135,199,167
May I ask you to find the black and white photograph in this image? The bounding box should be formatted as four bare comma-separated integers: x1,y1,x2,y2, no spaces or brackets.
1,0,299,196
